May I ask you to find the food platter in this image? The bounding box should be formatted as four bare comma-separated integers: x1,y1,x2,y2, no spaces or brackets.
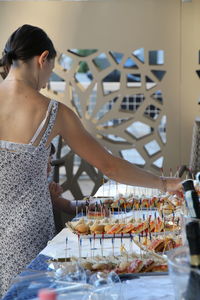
62,184,184,282
66,216,181,239
66,221,181,239
47,254,168,279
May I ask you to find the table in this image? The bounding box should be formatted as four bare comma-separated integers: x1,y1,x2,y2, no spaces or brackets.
41,228,176,300
2,228,176,300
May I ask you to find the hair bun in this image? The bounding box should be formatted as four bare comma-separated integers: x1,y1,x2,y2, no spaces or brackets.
7,50,17,60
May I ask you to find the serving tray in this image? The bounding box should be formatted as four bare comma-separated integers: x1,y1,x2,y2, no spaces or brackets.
66,222,181,239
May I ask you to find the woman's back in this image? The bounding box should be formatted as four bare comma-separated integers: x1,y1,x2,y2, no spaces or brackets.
0,82,58,297
0,81,56,146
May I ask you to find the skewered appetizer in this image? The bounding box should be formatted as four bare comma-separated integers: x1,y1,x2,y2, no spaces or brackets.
105,193,183,212
66,216,180,236
147,238,177,252
49,252,168,274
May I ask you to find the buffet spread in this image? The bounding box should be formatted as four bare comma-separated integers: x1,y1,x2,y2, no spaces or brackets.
39,177,200,300
47,181,189,280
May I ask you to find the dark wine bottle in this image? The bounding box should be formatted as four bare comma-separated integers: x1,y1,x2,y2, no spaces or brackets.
195,172,200,183
182,180,200,219
185,221,200,300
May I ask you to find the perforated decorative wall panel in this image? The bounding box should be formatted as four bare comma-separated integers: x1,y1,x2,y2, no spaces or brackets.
41,48,169,196
47,48,167,165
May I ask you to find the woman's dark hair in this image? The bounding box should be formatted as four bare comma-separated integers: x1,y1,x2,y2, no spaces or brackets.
1,24,56,67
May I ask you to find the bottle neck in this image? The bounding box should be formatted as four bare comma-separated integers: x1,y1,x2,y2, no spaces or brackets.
190,254,200,268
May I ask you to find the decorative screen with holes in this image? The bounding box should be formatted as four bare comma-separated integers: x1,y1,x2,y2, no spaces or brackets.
45,48,167,171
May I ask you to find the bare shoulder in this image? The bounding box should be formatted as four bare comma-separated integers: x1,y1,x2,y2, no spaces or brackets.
55,102,86,139
57,102,74,114
57,102,80,123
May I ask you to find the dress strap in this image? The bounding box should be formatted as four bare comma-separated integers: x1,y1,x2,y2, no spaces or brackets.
38,100,59,147
29,100,54,145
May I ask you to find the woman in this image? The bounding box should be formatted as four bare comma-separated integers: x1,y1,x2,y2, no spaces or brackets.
0,24,181,296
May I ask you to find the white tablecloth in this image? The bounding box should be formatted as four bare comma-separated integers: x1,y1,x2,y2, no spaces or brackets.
40,228,175,300
41,225,142,258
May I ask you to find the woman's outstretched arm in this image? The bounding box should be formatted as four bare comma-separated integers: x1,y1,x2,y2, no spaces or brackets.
55,103,181,193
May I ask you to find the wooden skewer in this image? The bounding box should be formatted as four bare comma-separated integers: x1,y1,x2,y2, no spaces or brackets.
116,181,118,195
130,234,133,253
76,200,78,217
78,234,81,258
65,237,68,262
93,233,96,258
89,237,92,258
118,198,120,218
100,238,103,257
112,237,115,256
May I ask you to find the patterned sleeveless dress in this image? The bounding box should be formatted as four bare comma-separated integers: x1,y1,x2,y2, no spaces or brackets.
0,100,58,297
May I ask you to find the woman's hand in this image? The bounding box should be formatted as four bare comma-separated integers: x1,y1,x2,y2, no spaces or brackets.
49,181,63,202
164,177,182,194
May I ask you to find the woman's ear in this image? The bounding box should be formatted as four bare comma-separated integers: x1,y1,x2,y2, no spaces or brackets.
38,50,49,68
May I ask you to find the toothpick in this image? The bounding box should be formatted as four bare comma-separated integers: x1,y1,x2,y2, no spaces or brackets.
123,199,126,213
65,237,68,262
80,238,82,258
100,238,103,257
93,233,96,258
112,237,115,256
95,201,97,215
76,200,78,217
149,228,152,241
132,198,134,210
130,234,133,253
102,203,106,218
86,205,88,217
138,234,141,257
121,233,123,248
163,217,166,241
118,198,120,218
116,181,118,195
112,207,114,215
78,234,80,258
89,237,92,258
100,200,103,217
